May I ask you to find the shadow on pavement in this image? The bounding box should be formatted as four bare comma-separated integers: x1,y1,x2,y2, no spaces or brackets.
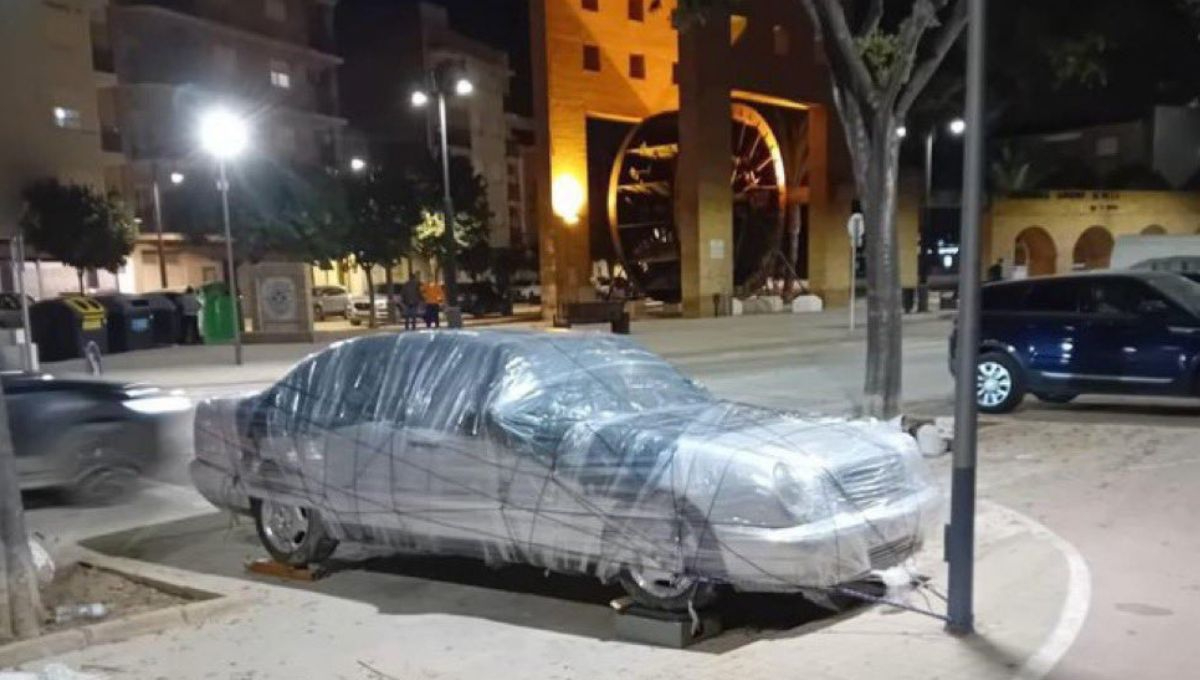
1011,398,1200,428
81,512,846,652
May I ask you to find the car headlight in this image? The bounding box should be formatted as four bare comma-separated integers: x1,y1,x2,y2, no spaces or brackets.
773,462,828,523
125,395,192,415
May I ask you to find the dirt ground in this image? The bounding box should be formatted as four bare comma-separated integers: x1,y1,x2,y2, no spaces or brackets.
40,565,190,634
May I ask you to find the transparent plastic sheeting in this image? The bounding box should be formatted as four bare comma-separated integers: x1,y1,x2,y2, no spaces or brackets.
191,331,940,593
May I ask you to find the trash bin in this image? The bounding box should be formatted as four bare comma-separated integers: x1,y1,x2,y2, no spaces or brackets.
96,295,156,354
200,281,236,343
29,296,108,362
902,287,916,314
142,293,181,346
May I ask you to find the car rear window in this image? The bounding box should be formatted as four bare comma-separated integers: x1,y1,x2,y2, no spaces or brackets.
982,283,1030,311
1026,280,1081,313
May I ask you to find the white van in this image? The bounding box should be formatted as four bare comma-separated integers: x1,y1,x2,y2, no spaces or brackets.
1111,235,1200,276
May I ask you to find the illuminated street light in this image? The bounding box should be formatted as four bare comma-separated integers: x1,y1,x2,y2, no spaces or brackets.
896,125,908,140
349,157,367,173
170,171,185,185
949,118,967,136
198,107,250,366
411,63,475,329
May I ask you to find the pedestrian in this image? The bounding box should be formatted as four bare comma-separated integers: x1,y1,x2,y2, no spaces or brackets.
400,272,423,331
987,258,1005,282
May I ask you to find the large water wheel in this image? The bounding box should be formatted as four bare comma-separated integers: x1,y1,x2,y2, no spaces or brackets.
607,103,786,303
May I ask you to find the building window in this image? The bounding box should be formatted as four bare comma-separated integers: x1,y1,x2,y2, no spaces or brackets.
270,60,291,89
773,25,790,56
264,0,287,21
52,106,82,129
628,0,644,21
582,0,598,11
583,44,601,72
629,53,645,79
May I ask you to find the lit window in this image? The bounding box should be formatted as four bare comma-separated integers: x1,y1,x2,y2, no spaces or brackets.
264,0,287,22
52,106,82,129
583,44,601,72
582,0,598,11
773,25,789,56
628,0,644,21
629,53,645,79
270,60,291,89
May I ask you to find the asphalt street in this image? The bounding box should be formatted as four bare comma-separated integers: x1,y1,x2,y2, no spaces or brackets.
28,313,1200,679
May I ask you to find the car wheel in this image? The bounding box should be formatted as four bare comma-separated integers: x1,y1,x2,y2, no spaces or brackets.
68,467,138,506
252,498,338,567
1034,392,1077,404
976,352,1026,414
313,305,325,322
614,505,721,612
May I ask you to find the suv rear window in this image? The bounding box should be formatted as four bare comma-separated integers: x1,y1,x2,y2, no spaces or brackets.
982,283,1030,311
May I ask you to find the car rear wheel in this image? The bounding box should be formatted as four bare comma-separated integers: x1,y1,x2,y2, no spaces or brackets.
69,466,138,506
977,352,1026,414
252,498,338,567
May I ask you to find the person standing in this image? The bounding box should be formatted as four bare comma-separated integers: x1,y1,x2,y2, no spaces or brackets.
987,258,1005,282
400,273,424,331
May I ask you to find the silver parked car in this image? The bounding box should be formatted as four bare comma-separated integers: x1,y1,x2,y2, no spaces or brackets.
191,331,937,611
312,285,350,321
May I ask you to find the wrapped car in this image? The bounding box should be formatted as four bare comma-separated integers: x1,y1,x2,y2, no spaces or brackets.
191,331,938,610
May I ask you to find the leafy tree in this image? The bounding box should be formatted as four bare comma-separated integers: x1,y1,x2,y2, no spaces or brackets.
20,179,137,293
413,155,491,284
343,160,421,326
678,0,968,418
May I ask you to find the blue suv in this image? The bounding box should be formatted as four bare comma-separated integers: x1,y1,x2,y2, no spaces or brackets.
959,271,1200,413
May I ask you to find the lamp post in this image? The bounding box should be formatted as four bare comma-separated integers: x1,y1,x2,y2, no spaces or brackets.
412,63,473,329
916,117,966,312
151,167,185,290
198,107,249,366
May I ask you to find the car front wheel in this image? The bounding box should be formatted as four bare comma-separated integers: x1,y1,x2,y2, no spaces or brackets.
252,498,338,567
976,352,1026,414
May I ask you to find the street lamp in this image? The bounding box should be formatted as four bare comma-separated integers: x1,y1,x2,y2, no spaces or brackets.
151,167,186,290
349,156,367,173
412,62,474,329
198,107,249,366
948,118,967,136
914,116,967,312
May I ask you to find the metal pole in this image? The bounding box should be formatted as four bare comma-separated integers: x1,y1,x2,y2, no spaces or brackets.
437,91,462,329
918,131,935,313
948,0,987,636
152,175,168,290
14,235,34,372
218,161,243,366
848,243,856,331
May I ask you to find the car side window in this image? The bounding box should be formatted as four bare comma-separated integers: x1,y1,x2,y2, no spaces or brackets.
982,283,1031,311
1026,281,1081,314
1080,279,1141,317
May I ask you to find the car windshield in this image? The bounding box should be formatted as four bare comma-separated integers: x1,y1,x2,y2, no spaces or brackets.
1152,274,1200,316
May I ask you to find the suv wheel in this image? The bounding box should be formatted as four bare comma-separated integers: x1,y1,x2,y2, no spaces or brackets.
976,352,1026,414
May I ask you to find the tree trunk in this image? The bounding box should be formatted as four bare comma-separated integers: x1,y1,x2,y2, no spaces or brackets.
76,269,85,295
384,266,397,326
364,267,377,329
861,116,904,419
0,379,43,642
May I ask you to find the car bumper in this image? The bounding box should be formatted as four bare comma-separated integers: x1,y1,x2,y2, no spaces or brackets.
711,487,940,592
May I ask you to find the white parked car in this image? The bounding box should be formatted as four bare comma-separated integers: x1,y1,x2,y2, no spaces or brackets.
348,284,401,325
312,286,350,321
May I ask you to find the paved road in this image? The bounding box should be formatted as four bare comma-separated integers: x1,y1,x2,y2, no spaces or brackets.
29,313,1200,679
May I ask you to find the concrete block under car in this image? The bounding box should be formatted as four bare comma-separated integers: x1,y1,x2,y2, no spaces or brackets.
613,604,723,648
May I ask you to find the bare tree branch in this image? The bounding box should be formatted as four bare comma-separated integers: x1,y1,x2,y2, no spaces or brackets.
861,0,884,36
897,0,969,118
802,0,881,117
882,0,940,109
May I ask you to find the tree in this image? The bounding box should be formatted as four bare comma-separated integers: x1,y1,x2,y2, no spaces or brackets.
20,179,137,293
676,0,968,418
413,155,491,282
0,382,42,641
343,161,420,327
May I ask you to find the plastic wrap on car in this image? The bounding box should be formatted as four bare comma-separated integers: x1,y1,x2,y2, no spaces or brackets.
191,330,940,591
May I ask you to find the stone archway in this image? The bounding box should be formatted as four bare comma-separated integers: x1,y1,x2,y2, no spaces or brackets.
1073,226,1115,270
1142,225,1167,235
1014,226,1057,277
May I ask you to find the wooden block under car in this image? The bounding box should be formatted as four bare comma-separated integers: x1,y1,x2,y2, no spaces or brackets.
612,603,723,648
244,558,324,581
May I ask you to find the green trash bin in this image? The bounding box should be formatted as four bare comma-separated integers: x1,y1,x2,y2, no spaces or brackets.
200,282,237,343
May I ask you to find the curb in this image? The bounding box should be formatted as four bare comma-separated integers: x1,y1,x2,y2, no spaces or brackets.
0,569,250,669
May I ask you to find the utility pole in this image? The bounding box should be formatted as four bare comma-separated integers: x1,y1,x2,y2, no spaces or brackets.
947,0,987,636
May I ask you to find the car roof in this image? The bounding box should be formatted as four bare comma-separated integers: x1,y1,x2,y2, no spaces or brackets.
983,270,1184,288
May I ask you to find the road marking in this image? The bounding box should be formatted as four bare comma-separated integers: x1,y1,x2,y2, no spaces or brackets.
984,499,1093,680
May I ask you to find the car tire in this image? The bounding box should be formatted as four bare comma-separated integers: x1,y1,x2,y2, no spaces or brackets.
976,352,1026,414
1034,392,1077,405
252,498,338,567
613,503,722,612
68,467,138,506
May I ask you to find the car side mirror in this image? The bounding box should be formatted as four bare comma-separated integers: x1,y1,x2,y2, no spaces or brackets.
1137,299,1170,318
